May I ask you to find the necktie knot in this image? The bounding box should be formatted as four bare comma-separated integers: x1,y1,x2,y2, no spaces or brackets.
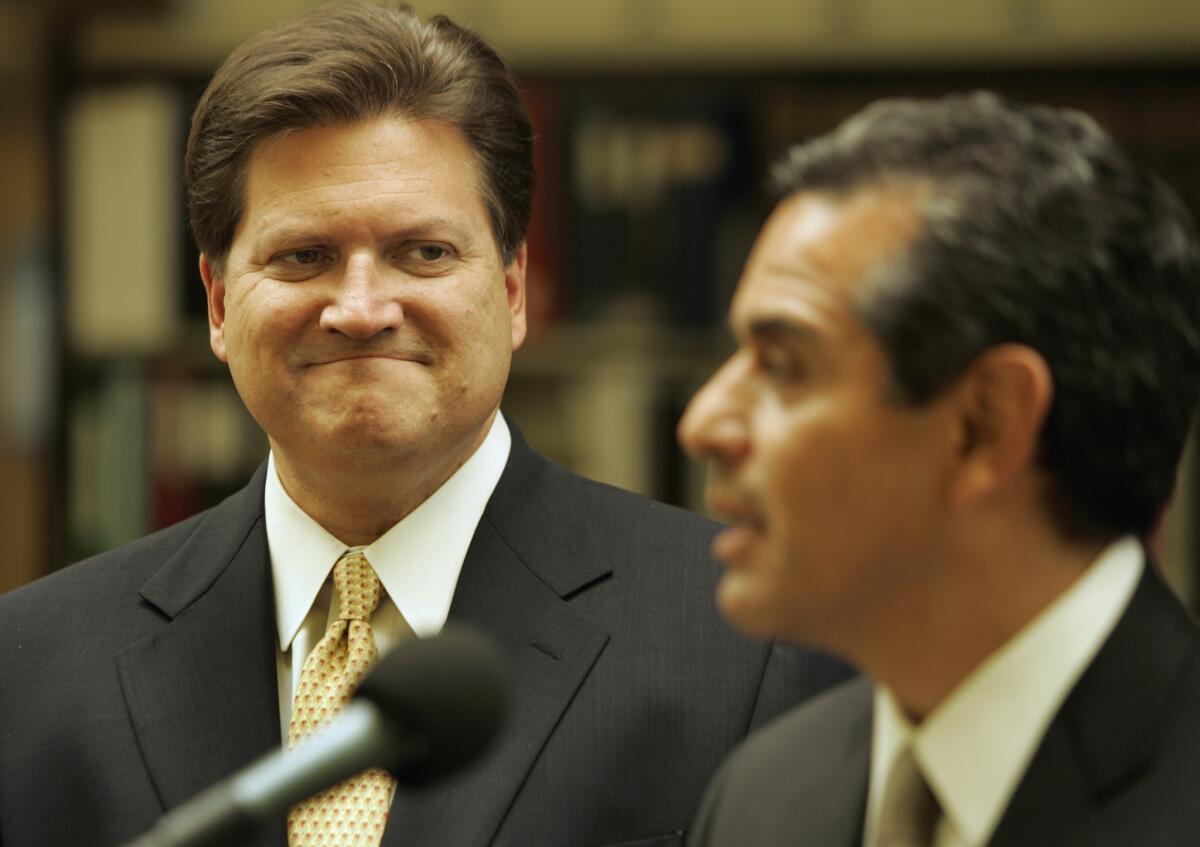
333,552,383,622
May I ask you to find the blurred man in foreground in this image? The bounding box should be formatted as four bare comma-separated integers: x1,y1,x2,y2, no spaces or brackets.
681,92,1200,846
0,4,848,846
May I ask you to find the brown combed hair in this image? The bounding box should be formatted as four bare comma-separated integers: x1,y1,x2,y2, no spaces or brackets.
185,1,533,275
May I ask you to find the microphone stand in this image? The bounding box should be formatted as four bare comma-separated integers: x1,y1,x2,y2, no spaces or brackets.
124,701,418,847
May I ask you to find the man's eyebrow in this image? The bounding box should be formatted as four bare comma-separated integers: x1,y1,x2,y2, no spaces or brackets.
379,217,474,241
254,227,327,249
254,217,473,248
742,317,820,345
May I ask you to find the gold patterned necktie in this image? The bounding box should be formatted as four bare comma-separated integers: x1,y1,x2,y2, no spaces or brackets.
287,551,396,847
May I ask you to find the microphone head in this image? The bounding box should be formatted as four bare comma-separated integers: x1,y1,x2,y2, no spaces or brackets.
355,626,509,786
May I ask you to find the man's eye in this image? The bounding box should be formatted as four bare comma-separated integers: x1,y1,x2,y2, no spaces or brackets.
288,249,325,265
271,248,328,267
397,243,457,274
759,348,804,381
410,244,452,262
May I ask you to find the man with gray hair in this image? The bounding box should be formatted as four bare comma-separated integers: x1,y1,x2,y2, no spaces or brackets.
0,4,847,846
681,91,1200,845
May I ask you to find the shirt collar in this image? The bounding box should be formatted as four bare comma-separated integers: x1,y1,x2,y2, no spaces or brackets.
867,536,1143,846
266,411,512,650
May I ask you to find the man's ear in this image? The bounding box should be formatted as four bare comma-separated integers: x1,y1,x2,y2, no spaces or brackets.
198,253,229,363
948,344,1053,509
505,241,528,352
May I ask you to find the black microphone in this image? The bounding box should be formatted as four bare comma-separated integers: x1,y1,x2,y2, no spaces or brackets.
124,626,508,847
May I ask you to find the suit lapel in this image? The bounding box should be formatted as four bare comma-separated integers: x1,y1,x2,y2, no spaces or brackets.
987,722,1106,847
382,429,611,846
117,466,286,847
989,564,1197,847
789,678,872,847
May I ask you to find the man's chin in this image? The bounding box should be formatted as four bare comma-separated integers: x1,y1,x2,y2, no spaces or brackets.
340,426,425,452
715,574,785,641
301,416,428,460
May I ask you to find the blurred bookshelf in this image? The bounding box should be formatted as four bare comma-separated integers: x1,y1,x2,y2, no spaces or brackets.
50,66,1200,608
0,0,1191,609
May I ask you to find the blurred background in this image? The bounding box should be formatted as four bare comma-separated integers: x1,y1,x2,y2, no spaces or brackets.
1,0,1197,605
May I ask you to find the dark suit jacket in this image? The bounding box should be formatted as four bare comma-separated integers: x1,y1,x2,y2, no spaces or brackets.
0,426,849,847
688,564,1200,847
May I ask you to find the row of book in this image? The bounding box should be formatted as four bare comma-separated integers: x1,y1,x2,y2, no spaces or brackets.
67,368,265,560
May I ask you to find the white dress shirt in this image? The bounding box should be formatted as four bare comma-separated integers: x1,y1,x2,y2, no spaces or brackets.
861,536,1143,847
265,412,512,734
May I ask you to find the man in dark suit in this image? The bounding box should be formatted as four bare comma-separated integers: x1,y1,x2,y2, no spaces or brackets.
680,91,1200,846
0,4,848,847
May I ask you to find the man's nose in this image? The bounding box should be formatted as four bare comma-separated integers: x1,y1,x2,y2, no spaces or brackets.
319,254,404,339
678,359,751,466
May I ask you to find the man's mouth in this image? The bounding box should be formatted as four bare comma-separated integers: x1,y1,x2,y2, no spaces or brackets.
707,493,766,563
310,352,431,366
713,522,764,562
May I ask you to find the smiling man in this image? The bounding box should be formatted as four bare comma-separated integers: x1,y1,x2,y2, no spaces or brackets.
202,117,519,542
0,4,849,847
681,93,1200,846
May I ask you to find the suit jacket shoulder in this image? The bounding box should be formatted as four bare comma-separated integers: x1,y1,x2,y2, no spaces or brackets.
0,433,852,847
0,463,265,615
689,677,872,847
395,426,854,846
0,465,279,847
691,562,1200,847
991,565,1200,846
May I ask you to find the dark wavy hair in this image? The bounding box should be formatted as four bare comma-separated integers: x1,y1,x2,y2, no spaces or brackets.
773,91,1200,540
